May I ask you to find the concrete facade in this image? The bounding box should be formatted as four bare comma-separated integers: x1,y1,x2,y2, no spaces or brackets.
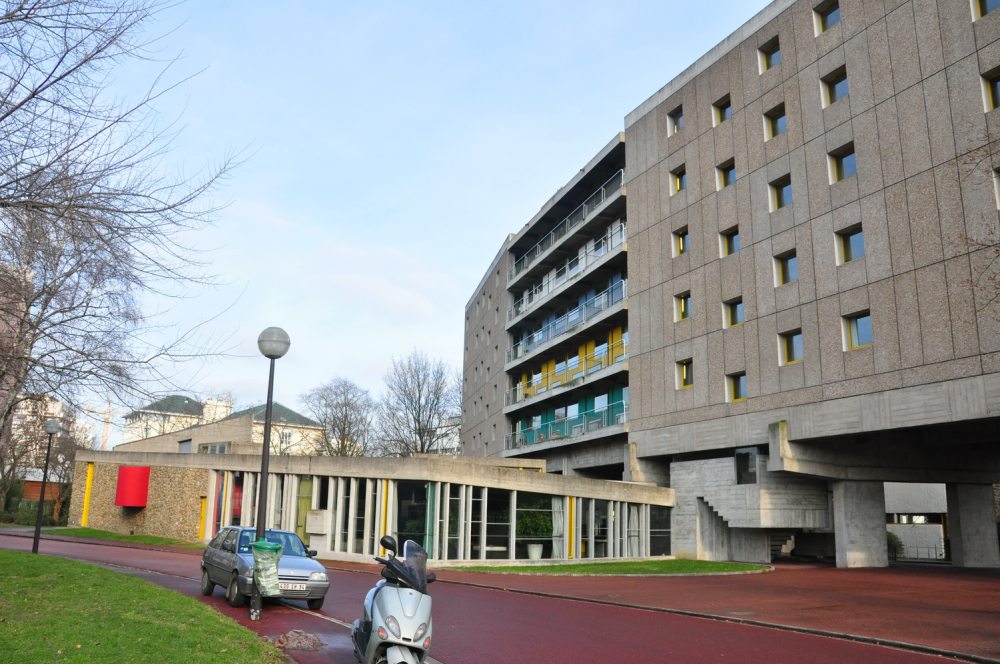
69,450,674,563
462,0,1000,568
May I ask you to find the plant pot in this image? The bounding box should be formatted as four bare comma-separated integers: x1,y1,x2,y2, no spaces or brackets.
527,543,544,560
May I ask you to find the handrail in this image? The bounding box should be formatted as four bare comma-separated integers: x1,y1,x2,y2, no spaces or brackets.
505,338,628,406
509,170,624,282
506,280,627,364
508,222,626,322
505,401,628,450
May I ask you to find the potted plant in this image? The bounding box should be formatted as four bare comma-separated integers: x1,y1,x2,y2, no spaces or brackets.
517,510,552,560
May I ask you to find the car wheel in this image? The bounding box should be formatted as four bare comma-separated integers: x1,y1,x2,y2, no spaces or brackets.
226,574,246,607
307,597,324,611
200,568,215,596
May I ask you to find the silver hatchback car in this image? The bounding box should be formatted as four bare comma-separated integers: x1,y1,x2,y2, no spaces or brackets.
200,526,330,610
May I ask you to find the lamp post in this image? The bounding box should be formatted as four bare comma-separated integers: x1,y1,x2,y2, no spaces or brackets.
250,326,290,621
31,418,60,554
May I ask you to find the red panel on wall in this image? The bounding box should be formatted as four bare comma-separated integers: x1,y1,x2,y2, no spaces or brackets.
115,466,151,507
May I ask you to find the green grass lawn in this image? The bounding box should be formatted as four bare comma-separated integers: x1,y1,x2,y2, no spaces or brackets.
43,527,205,550
448,559,768,575
0,551,285,662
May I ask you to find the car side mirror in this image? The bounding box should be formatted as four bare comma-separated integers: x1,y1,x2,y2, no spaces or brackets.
427,572,437,584
379,535,398,554
307,549,317,557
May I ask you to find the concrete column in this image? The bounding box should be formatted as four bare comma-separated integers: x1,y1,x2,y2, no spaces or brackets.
947,484,1000,568
832,481,887,568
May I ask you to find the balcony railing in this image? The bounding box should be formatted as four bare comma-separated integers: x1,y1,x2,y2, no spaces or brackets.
505,338,628,406
505,401,628,450
509,170,624,282
508,221,626,322
506,280,627,364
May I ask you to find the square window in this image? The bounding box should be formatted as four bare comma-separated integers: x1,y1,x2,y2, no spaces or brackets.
724,297,744,327
717,159,736,190
844,311,873,349
668,106,685,135
838,226,865,263
677,359,693,389
728,372,748,402
764,103,787,139
775,251,798,285
770,175,793,211
993,168,1000,209
780,329,804,364
673,227,689,256
720,226,740,256
822,67,849,106
984,71,1000,111
978,0,1000,18
759,37,781,73
714,95,732,126
815,1,841,34
735,447,757,484
830,143,857,182
675,292,691,321
671,165,687,195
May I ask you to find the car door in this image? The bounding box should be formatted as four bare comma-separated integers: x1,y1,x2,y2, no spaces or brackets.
217,529,238,576
204,529,227,584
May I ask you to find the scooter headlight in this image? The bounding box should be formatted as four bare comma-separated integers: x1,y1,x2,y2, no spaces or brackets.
413,622,427,642
385,615,401,638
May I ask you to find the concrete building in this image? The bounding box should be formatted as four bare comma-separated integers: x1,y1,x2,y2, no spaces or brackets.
116,402,324,457
463,0,1000,568
69,450,673,562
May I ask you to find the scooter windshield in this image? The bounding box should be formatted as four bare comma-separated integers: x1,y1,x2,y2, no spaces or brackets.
398,540,429,593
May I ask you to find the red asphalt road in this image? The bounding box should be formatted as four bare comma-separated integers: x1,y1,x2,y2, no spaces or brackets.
2,533,995,664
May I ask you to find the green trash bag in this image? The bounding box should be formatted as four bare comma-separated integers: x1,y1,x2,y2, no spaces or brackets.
252,540,283,596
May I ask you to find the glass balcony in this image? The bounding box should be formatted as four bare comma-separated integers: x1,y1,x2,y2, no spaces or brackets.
505,401,628,450
509,170,624,283
505,337,628,406
506,280,627,365
508,221,626,322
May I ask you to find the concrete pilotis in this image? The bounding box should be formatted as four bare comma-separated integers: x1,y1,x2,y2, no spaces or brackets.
946,483,1000,568
833,481,888,569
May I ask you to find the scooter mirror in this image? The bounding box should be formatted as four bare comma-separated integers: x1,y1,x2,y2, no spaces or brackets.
379,535,398,554
427,572,437,583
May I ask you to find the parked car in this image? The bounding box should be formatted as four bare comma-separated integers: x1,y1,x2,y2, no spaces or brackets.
201,526,330,610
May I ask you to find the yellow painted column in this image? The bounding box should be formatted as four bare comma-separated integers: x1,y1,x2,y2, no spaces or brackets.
568,497,575,559
198,496,207,540
80,463,95,527
380,479,390,554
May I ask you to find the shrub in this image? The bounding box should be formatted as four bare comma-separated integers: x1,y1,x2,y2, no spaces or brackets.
886,530,904,560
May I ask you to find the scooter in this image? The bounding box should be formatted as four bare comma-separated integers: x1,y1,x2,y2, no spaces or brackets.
352,535,435,664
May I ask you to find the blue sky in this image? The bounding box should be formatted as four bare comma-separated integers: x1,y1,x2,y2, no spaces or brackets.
110,1,771,431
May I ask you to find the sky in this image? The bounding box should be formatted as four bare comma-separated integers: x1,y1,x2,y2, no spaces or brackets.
97,0,772,440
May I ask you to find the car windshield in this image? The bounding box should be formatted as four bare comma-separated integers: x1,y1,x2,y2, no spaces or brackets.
237,529,308,556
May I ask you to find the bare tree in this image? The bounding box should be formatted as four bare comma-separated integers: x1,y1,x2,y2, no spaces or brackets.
376,351,460,457
302,378,376,457
0,1,232,488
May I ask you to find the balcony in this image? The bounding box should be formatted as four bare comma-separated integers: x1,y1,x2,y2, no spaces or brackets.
505,280,627,365
505,401,628,450
508,170,624,284
508,221,626,323
505,338,628,407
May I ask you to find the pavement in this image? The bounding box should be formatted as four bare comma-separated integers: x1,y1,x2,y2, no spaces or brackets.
6,528,1000,663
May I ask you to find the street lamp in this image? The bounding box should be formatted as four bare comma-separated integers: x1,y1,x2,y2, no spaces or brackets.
250,326,289,621
31,418,60,554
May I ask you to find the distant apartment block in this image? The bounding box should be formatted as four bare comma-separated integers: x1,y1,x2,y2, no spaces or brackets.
463,0,1000,568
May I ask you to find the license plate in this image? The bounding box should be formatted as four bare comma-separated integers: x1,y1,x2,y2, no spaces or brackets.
279,583,307,591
